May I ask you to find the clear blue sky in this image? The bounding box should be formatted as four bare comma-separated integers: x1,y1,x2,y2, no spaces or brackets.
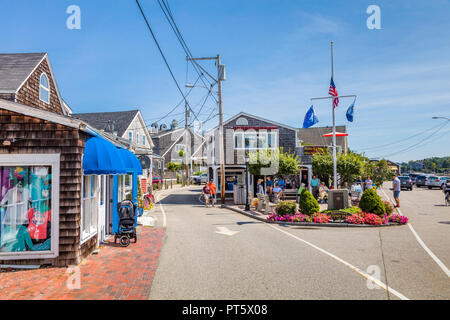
1,0,449,162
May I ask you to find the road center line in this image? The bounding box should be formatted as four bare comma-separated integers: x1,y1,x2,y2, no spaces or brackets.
267,223,409,300
380,187,450,278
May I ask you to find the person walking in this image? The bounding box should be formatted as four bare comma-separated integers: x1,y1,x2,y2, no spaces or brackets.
393,174,401,208
365,176,373,191
311,175,320,199
202,182,211,207
207,179,217,207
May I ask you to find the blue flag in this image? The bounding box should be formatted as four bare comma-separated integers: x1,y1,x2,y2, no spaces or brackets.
303,105,319,128
346,100,355,122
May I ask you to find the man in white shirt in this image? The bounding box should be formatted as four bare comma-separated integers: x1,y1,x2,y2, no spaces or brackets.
393,174,401,208
272,183,283,203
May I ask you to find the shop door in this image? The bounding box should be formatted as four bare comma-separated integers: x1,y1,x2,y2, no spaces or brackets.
105,175,114,235
97,175,106,243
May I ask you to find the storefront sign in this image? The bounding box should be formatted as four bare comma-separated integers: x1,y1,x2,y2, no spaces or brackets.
303,146,329,155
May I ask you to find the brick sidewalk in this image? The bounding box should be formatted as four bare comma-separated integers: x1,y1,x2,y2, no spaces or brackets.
0,226,165,300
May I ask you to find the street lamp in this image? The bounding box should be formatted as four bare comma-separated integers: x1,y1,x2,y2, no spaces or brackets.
245,153,250,211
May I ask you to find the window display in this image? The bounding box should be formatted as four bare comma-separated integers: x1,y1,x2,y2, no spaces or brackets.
0,166,52,252
82,175,99,241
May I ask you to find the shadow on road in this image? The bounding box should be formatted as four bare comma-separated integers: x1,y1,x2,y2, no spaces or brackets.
438,221,450,225
158,193,198,205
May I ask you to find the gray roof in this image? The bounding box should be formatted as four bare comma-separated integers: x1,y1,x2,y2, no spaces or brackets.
0,53,46,91
298,126,347,147
72,110,139,137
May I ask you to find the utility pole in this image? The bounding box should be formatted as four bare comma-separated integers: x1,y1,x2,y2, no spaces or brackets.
186,54,225,204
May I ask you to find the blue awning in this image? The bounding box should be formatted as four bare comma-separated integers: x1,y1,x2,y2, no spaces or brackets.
83,137,127,175
117,148,143,175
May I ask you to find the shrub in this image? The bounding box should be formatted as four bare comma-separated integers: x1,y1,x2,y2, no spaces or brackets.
359,189,385,216
299,189,320,215
275,201,297,216
382,200,394,215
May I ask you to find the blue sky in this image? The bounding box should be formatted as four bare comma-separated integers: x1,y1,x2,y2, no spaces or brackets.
1,0,449,162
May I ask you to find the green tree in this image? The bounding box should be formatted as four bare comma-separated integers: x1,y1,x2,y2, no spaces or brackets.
278,147,301,175
337,152,363,186
312,151,333,188
167,162,182,172
299,189,320,215
371,159,393,187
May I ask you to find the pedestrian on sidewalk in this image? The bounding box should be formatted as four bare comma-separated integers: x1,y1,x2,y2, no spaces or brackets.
207,179,217,207
257,178,265,196
393,174,401,207
311,175,320,199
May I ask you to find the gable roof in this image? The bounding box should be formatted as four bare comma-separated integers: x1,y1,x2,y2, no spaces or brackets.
223,112,298,131
72,110,140,137
0,53,46,92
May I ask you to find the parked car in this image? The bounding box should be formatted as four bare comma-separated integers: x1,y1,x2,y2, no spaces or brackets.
398,176,413,190
415,174,428,187
408,173,420,184
425,175,444,189
152,176,163,184
193,172,208,185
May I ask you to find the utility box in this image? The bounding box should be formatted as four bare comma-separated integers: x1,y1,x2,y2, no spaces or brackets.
328,189,349,210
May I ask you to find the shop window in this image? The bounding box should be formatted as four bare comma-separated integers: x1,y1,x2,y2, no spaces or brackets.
39,73,50,104
118,174,132,202
81,175,99,241
0,154,59,260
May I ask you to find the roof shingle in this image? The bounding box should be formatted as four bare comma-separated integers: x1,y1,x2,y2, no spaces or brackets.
0,53,46,91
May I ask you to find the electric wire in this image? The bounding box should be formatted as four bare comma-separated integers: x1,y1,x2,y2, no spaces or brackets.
135,0,200,123
376,121,449,158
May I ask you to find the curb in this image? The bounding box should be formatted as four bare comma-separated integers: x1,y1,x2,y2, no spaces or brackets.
221,205,401,228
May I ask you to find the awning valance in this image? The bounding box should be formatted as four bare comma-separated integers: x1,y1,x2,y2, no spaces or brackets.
83,137,127,175
117,148,143,175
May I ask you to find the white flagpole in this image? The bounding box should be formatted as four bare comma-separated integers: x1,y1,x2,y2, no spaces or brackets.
331,41,337,189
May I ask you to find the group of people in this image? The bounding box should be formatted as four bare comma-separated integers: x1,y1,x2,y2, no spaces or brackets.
257,177,284,203
201,179,217,207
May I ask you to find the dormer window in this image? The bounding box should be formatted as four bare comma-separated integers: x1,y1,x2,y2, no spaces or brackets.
39,73,50,104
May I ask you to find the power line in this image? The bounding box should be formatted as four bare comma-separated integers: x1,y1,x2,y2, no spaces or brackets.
135,0,200,123
356,122,445,152
376,122,449,158
157,0,216,90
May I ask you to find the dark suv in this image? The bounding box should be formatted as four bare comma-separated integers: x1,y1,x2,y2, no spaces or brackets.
399,176,413,190
415,175,428,187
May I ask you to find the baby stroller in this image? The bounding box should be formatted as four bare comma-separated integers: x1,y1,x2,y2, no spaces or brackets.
114,200,137,247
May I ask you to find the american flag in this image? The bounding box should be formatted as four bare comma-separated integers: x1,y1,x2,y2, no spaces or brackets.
329,77,339,108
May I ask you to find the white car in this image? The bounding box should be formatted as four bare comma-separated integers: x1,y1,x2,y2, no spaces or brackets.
193,173,208,185
425,176,446,189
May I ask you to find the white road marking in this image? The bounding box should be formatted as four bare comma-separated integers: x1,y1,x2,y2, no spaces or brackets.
215,226,239,236
380,187,450,278
156,191,170,228
267,224,409,300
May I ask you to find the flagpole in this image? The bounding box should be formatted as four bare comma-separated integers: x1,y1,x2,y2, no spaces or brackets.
331,41,337,189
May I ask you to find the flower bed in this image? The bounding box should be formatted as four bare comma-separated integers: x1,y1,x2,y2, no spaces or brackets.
266,208,408,226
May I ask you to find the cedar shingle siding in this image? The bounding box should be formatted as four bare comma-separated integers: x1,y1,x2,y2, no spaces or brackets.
223,114,297,165
15,58,64,115
0,109,93,267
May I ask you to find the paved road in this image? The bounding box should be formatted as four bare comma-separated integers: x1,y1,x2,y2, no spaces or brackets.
148,186,450,300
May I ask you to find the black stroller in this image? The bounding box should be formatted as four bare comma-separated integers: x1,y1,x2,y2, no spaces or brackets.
114,200,137,247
